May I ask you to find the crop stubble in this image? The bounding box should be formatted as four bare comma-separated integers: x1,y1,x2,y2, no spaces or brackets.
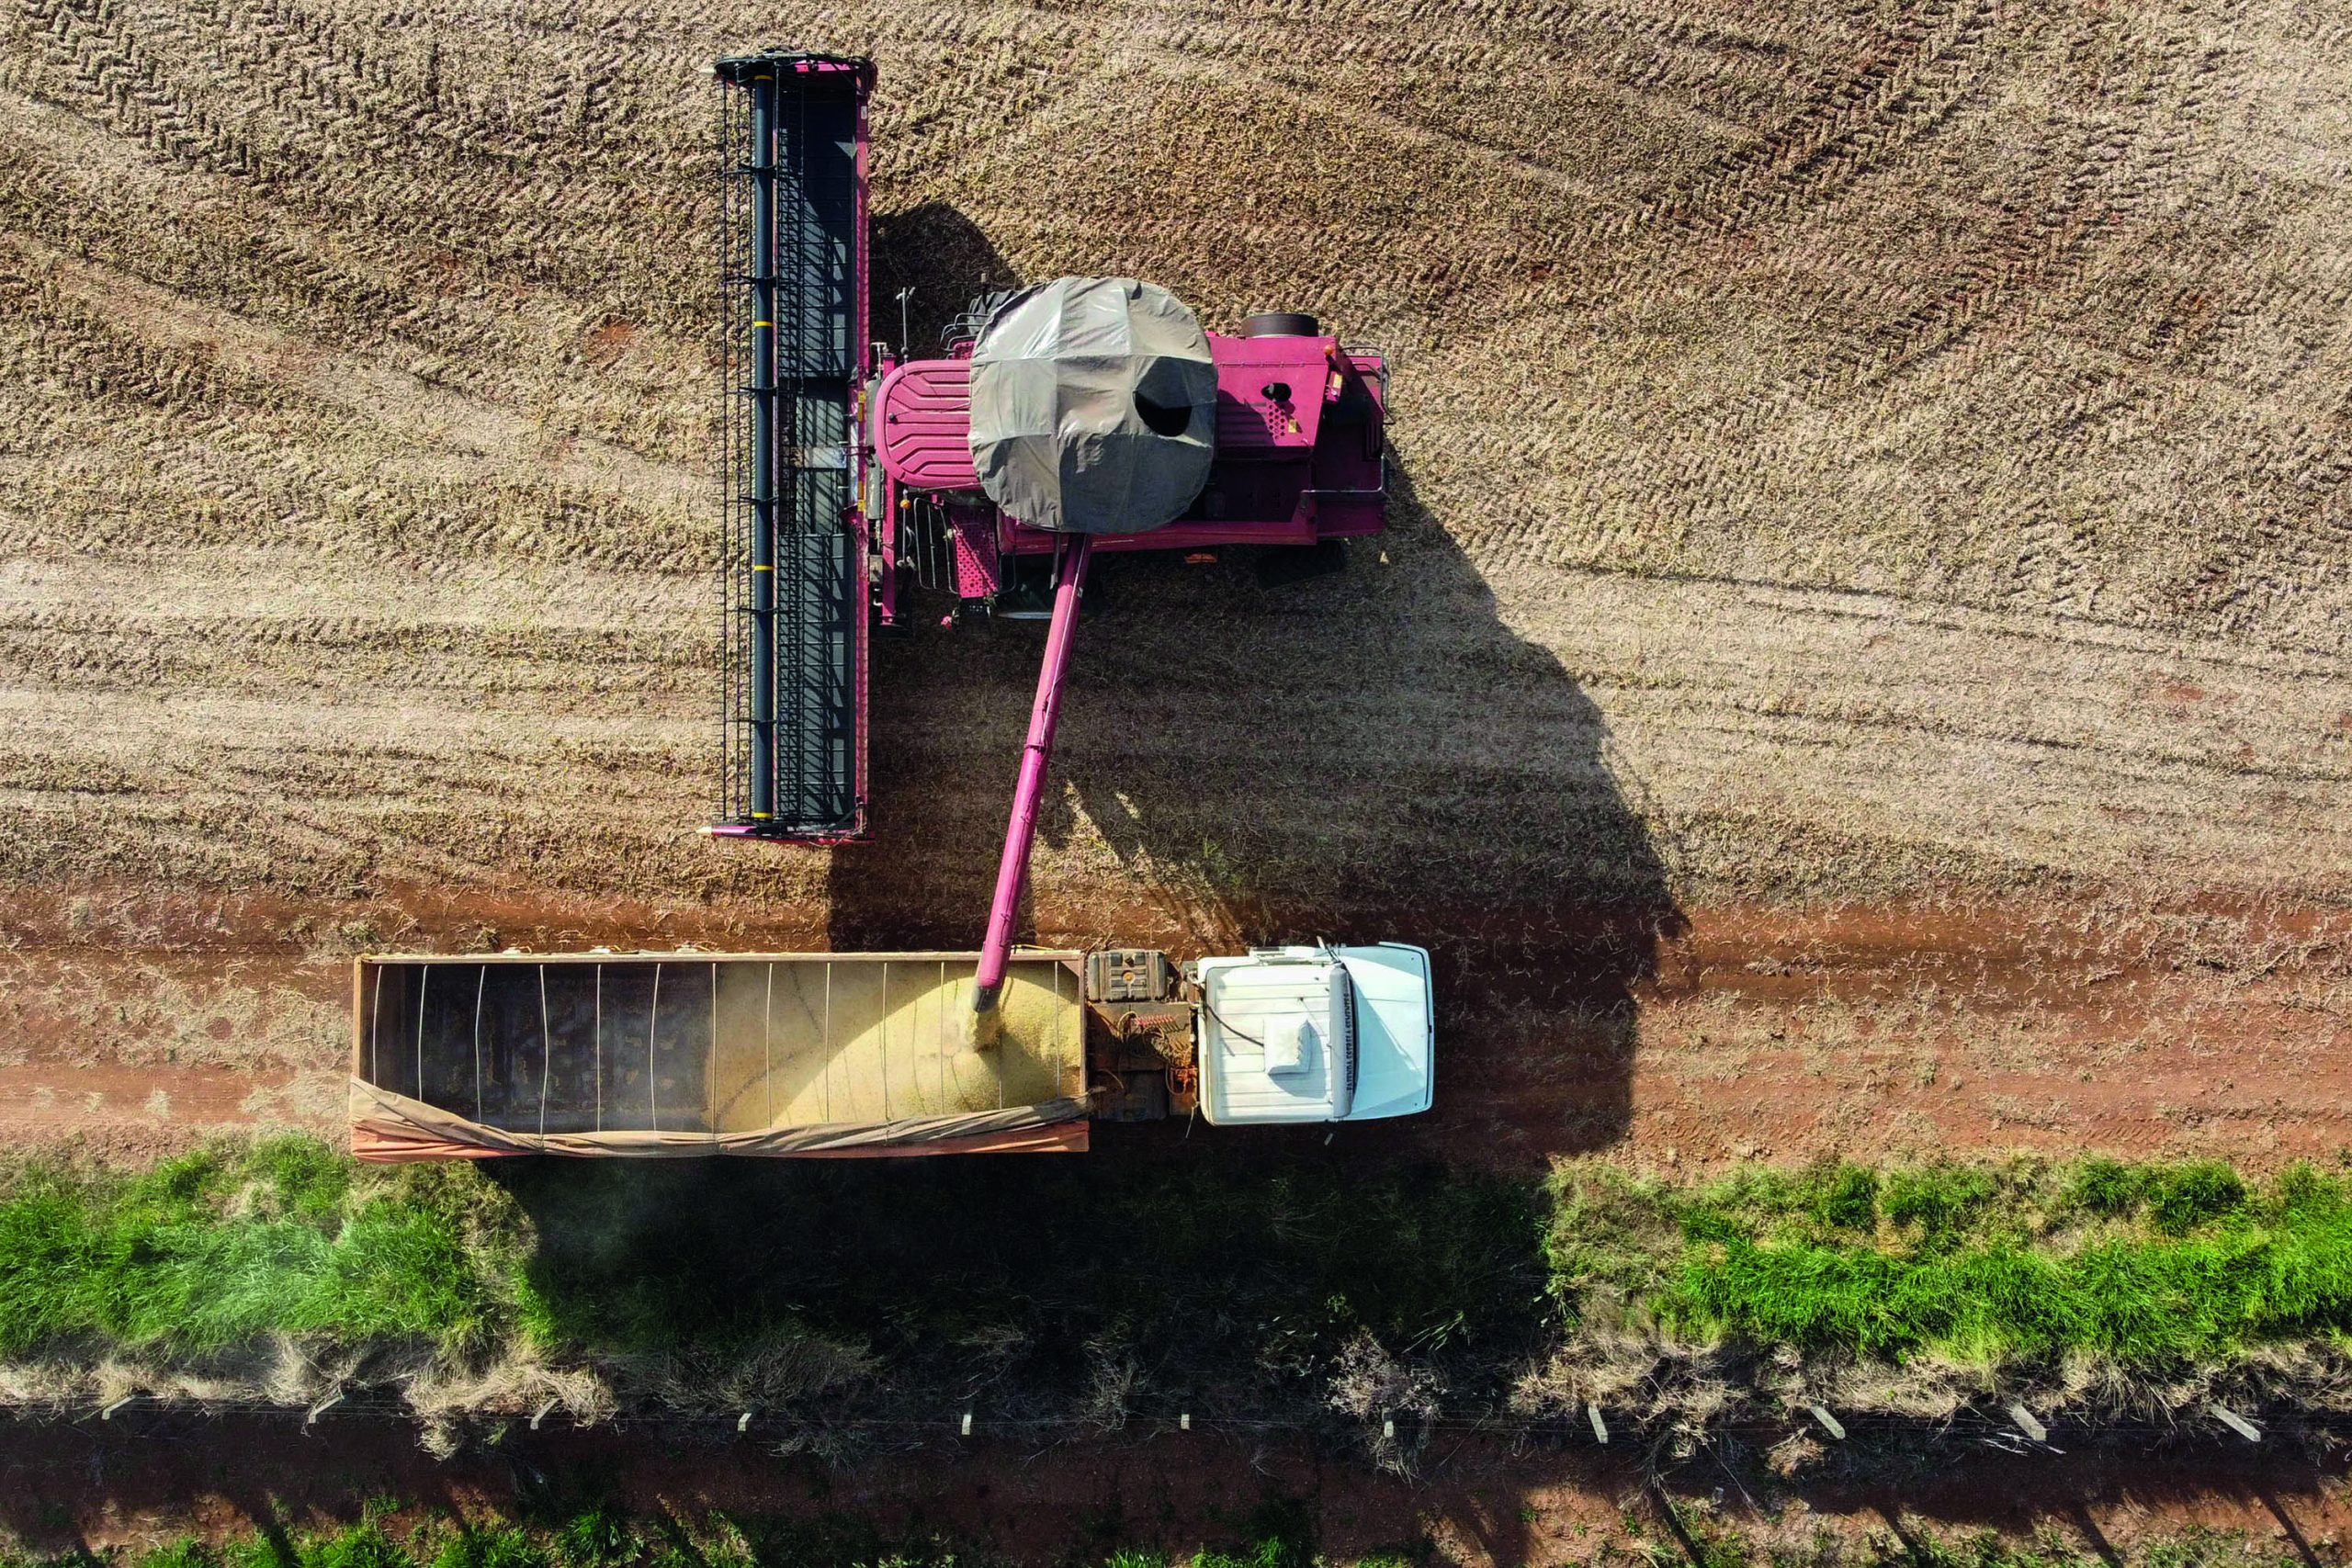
0,0,2346,1161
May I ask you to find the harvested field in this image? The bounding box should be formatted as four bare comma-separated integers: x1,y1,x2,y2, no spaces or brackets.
1,0,2349,1170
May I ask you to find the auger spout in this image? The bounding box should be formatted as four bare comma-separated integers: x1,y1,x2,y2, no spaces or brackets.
970,531,1093,1033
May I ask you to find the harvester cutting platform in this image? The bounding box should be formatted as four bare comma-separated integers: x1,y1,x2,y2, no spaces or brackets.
347,50,1430,1158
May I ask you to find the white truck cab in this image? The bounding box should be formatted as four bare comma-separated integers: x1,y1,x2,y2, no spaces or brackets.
1184,943,1435,1124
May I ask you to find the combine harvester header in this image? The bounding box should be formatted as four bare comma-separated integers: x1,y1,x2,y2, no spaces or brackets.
347,51,1430,1159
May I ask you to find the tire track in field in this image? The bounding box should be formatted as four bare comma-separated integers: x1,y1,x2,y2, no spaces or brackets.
1606,0,2003,250
1457,0,2352,656
1127,42,1605,203
1813,0,2249,405
4,231,699,514
1789,6,2239,617
0,614,708,700
1439,0,2020,578
1102,0,1781,188
0,692,724,897
0,22,712,458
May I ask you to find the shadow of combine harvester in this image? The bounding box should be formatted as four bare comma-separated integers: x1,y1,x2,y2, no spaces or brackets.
824,201,1683,1164
832,473,1683,1165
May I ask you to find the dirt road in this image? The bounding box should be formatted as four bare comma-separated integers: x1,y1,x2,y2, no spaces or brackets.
4,885,2345,1173
0,0,2347,1165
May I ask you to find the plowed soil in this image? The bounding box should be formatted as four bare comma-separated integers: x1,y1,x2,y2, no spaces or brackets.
2,0,2349,1170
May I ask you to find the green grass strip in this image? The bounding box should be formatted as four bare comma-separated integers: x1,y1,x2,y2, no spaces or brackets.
1548,1156,2352,1366
0,1139,518,1359
10,1137,2352,1380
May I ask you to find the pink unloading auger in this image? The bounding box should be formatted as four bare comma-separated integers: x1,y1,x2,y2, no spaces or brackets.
705,50,1390,1027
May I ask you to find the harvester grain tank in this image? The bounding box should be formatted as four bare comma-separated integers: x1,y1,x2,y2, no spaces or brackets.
345,50,1431,1159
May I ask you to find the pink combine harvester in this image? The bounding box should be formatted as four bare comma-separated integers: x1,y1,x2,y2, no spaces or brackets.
704,50,1392,1023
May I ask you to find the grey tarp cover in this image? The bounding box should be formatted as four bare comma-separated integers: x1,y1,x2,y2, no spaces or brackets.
967,276,1217,534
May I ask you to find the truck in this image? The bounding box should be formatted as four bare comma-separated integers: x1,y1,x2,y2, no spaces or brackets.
348,944,1432,1158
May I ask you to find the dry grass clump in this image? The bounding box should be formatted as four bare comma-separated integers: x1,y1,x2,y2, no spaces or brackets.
1326,1329,1446,1476
638,1337,875,1421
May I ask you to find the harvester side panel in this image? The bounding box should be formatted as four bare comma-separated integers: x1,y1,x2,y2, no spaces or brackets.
716,54,871,840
